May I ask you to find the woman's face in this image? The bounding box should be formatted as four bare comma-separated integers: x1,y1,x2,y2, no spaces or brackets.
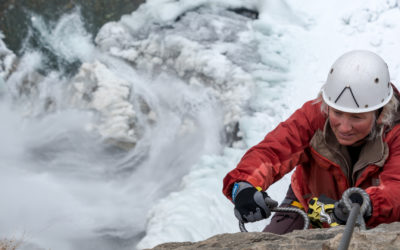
328,107,376,146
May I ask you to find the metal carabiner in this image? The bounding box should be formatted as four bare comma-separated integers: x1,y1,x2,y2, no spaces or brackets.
318,202,333,224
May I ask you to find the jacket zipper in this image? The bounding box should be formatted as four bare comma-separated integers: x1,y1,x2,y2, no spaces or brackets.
310,147,349,187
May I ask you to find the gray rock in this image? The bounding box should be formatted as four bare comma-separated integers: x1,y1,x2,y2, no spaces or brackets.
148,222,400,250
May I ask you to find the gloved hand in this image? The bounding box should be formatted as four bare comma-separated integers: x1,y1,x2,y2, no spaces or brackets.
333,192,372,225
232,182,278,223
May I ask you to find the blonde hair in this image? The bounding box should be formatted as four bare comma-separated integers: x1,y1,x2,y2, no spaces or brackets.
379,95,399,128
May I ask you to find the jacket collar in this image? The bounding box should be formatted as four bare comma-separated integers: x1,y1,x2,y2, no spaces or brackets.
310,120,388,185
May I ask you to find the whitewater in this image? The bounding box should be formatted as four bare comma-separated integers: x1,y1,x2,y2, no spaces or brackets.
0,0,400,249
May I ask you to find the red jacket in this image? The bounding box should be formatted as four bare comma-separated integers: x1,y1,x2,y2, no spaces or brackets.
223,98,400,228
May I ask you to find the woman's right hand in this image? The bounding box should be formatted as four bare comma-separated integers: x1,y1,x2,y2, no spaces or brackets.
233,182,278,223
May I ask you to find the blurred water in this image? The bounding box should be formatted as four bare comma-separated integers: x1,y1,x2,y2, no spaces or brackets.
0,8,224,250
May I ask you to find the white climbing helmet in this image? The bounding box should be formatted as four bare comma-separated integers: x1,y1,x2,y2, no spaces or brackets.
322,50,393,113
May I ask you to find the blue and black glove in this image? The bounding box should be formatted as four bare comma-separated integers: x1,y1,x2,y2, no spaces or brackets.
232,182,278,223
333,192,372,225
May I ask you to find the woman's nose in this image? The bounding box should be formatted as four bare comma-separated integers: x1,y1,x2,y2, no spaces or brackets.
337,118,353,133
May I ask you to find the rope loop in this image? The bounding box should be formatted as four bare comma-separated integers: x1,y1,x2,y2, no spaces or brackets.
341,187,371,230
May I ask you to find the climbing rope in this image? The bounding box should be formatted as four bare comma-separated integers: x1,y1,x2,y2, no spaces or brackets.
239,206,310,232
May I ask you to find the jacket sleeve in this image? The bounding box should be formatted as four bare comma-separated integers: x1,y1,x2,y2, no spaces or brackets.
222,99,325,200
366,125,400,227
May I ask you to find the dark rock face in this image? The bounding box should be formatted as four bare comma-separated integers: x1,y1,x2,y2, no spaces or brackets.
0,0,145,53
148,222,400,250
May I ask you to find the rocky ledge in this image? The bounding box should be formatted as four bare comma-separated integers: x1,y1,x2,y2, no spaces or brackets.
148,222,400,250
